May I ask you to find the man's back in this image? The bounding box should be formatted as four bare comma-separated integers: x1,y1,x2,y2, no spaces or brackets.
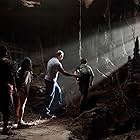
45,57,63,81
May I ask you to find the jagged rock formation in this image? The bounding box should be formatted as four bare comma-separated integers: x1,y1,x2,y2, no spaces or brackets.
126,37,140,124
68,37,140,140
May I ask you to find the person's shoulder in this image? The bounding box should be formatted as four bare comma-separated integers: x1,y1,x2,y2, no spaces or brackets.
48,57,61,66
23,70,31,77
2,57,12,65
47,57,56,64
87,65,94,74
25,70,31,74
49,57,58,62
54,57,61,65
48,57,54,62
87,64,92,69
3,57,10,62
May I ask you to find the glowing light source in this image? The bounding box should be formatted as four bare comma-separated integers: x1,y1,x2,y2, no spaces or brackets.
83,0,95,8
21,0,41,8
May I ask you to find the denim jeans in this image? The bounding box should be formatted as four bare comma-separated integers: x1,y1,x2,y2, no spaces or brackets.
43,80,62,116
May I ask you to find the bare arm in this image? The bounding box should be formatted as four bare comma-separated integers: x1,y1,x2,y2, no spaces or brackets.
88,66,94,86
58,66,78,78
23,71,31,85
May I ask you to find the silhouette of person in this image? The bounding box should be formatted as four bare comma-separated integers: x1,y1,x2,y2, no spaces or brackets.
75,58,94,113
0,45,16,135
15,57,33,128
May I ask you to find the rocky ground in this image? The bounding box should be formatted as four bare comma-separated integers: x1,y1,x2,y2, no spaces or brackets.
0,112,73,140
1,59,140,140
0,92,140,140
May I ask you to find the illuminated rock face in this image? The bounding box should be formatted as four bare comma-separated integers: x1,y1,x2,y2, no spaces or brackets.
0,0,139,106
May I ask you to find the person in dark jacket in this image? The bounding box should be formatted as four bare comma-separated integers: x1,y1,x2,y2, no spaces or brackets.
75,58,94,113
0,45,16,135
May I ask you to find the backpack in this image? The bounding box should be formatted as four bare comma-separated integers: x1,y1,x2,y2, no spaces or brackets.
78,64,91,81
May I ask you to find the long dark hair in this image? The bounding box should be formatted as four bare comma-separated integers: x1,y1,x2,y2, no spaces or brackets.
21,57,32,71
16,57,32,86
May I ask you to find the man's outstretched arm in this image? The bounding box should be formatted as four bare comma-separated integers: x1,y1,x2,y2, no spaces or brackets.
58,66,78,78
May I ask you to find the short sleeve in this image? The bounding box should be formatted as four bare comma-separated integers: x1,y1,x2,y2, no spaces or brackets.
57,61,64,72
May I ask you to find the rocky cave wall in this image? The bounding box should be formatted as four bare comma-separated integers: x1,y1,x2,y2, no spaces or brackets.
0,0,139,105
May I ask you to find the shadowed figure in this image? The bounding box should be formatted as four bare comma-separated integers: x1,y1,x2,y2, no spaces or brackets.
0,45,16,135
75,58,94,113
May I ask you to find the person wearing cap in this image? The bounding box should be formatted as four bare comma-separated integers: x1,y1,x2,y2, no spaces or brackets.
0,45,16,135
75,58,94,113
42,50,78,119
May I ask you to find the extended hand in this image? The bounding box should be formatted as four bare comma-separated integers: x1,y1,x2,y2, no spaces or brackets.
73,74,79,78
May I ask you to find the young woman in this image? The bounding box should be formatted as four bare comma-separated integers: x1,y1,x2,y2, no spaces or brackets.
16,57,33,128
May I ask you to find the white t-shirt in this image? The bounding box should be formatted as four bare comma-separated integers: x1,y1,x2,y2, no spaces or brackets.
45,57,63,81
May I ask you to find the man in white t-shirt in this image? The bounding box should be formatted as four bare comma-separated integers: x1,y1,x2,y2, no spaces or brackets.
41,50,78,119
